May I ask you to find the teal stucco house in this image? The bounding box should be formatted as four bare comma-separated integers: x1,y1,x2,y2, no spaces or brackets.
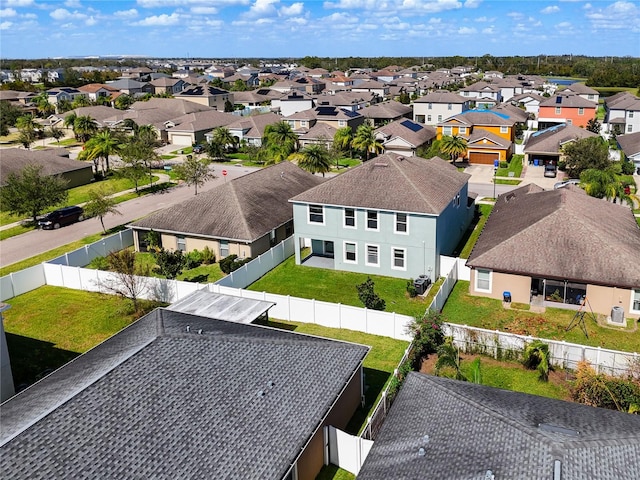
289,153,474,281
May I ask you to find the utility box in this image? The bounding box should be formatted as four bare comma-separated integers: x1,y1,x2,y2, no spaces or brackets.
610,306,625,325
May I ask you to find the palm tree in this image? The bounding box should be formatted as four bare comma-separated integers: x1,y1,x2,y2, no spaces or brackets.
440,135,467,163
71,95,90,109
523,340,551,382
210,126,236,157
580,167,626,203
435,337,466,381
33,91,54,117
48,126,65,145
293,144,332,176
333,126,354,162
63,112,77,135
84,129,122,175
16,114,38,133
137,124,158,147
17,130,36,149
73,115,98,143
263,121,298,154
351,123,383,161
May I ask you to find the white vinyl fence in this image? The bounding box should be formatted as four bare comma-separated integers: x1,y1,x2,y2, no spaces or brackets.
327,426,374,476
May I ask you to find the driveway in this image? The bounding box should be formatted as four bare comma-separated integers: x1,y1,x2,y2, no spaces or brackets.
0,163,258,267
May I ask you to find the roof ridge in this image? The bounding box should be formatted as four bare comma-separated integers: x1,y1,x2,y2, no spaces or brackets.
388,155,439,211
227,178,253,240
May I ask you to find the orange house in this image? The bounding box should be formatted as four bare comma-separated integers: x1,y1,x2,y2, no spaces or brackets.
538,92,597,129
437,109,517,164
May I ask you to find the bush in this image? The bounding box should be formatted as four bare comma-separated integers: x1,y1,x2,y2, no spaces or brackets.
356,277,386,311
219,254,252,274
406,310,446,369
406,279,417,298
153,248,186,279
184,249,204,269
87,255,110,270
522,340,552,382
557,160,567,172
499,161,508,169
201,246,216,265
571,361,640,413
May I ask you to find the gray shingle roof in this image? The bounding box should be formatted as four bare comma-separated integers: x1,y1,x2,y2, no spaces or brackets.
0,308,368,479
524,123,598,154
374,119,436,148
467,185,640,288
0,148,90,185
358,100,412,120
131,162,324,241
414,90,468,104
617,131,640,156
290,153,469,215
540,92,597,108
358,372,640,480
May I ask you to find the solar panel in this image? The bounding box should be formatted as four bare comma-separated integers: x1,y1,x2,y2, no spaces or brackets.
317,106,338,116
555,96,562,104
401,119,423,132
342,109,360,118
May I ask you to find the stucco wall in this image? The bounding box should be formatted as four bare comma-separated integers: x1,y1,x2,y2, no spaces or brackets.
469,269,532,304
587,284,638,319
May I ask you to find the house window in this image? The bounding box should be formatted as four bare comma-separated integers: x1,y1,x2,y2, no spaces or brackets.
437,115,442,122
428,103,433,110
630,112,634,118
366,210,378,230
339,120,346,127
344,242,357,263
443,126,452,136
344,208,356,228
416,115,425,123
475,268,491,292
458,126,466,134
308,204,324,224
392,248,406,270
464,91,470,96
287,120,295,127
500,126,508,134
447,103,452,110
365,244,379,266
220,240,229,258
427,115,432,122
176,236,186,252
567,119,573,125
555,106,561,115
588,94,594,100
628,124,633,133
395,212,408,234
578,108,584,115
631,289,640,313
301,120,307,127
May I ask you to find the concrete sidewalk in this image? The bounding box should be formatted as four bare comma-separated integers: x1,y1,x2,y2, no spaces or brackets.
464,162,560,190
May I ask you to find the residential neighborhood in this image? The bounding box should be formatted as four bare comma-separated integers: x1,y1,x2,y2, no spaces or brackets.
1,51,640,480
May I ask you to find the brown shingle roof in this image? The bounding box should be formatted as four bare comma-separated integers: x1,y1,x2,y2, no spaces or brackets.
617,131,640,156
375,119,436,148
130,162,324,242
290,153,469,215
414,90,468,104
467,185,640,288
0,148,89,185
524,123,598,154
540,92,597,108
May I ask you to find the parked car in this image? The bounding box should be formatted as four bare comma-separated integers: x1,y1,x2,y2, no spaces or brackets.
193,144,205,154
38,206,84,230
554,179,580,189
544,164,557,178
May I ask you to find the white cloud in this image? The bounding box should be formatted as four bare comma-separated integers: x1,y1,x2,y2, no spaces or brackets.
584,3,591,8
482,26,495,34
322,12,358,23
458,26,476,34
555,21,572,28
137,0,248,7
135,12,181,26
255,17,274,24
85,15,97,26
280,2,303,16
0,8,17,17
114,9,139,18
586,1,639,30
191,6,218,14
64,0,82,7
507,11,524,19
0,20,13,29
464,0,481,7
3,0,33,7
541,6,560,14
287,16,307,25
245,0,278,17
50,9,86,21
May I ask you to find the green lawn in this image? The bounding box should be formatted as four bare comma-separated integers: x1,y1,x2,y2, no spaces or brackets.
495,179,522,185
496,154,524,178
56,137,81,147
3,286,161,388
172,146,192,154
443,281,639,352
458,204,493,259
116,251,226,283
248,255,432,318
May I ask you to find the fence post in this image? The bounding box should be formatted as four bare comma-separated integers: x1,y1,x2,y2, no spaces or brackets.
287,295,291,321
382,390,387,414
312,299,316,324
364,308,368,334
338,303,342,329
596,347,601,374
65,253,70,266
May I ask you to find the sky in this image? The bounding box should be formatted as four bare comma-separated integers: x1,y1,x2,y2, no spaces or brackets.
0,0,639,59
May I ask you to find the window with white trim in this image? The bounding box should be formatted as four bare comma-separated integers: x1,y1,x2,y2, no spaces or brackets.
308,204,324,224
500,126,508,134
365,244,379,267
428,103,433,110
366,210,378,230
578,107,584,115
392,248,406,270
629,111,634,118
555,106,561,114
287,120,295,127
395,212,408,234
301,120,307,127
458,126,466,134
427,115,432,122
338,120,346,126
344,208,356,228
447,103,452,110
176,236,186,252
344,242,357,263
475,268,492,292
588,94,594,100
443,126,452,136
628,124,634,133
220,240,229,258
631,289,640,313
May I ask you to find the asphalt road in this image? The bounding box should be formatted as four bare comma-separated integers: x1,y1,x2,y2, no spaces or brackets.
0,164,258,268
468,182,518,198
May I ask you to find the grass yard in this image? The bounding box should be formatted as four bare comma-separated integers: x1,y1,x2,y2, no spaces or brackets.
495,179,522,185
248,255,433,319
496,154,524,178
56,137,81,147
456,203,493,259
3,286,161,388
443,281,639,352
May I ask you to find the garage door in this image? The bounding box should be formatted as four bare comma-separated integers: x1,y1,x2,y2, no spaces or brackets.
469,152,499,165
170,134,193,146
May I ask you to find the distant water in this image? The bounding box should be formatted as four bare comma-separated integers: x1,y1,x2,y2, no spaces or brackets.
547,78,578,85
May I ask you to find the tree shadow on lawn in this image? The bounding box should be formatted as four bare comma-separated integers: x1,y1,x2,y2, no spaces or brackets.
5,332,79,392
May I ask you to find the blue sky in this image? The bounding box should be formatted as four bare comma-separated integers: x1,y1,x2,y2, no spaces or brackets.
0,0,638,59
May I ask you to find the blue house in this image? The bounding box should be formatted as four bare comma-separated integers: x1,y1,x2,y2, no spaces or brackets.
289,153,474,281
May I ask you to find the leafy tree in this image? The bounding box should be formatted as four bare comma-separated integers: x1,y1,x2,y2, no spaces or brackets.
352,123,383,161
154,248,186,279
57,98,73,113
224,99,234,112
0,164,68,223
173,156,215,195
586,117,601,134
292,143,332,176
0,100,23,136
356,277,386,311
71,95,90,109
435,337,466,381
16,114,38,133
523,340,552,382
580,167,628,203
115,94,134,110
83,187,122,233
562,136,610,179
101,249,151,313
209,126,236,159
333,126,354,159
119,140,151,193
17,129,36,149
440,135,468,163
571,361,640,413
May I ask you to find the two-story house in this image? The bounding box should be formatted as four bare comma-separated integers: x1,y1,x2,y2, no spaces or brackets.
604,91,640,135
538,92,597,129
374,119,436,156
561,83,599,105
413,91,470,126
271,91,315,117
284,106,365,135
358,100,412,127
459,81,502,106
175,85,234,111
289,153,473,281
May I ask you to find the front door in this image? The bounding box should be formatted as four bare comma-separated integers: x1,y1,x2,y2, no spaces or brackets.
324,241,334,256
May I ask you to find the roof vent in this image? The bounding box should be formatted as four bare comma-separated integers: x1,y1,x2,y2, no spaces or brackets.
397,155,404,161
186,325,190,332
485,470,494,480
267,380,275,388
258,390,265,397
374,162,388,167
197,329,203,335
538,423,579,437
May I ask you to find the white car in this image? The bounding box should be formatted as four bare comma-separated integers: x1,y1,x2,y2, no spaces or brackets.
554,179,581,189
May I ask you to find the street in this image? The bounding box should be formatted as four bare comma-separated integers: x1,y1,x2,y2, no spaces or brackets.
0,163,257,267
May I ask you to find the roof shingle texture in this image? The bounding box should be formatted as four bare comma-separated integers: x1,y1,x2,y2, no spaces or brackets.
131,162,324,241
357,372,640,480
467,185,640,288
0,308,368,479
290,153,469,215
524,123,598,154
0,148,89,184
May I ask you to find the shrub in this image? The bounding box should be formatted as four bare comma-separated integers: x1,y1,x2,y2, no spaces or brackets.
523,340,552,382
87,255,109,270
499,161,508,169
406,310,446,370
571,361,640,413
356,277,386,311
153,248,186,279
184,249,204,269
406,279,417,298
219,254,252,274
557,160,567,172
201,246,216,265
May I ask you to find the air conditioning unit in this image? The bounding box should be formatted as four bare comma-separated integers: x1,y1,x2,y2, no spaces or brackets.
610,306,625,325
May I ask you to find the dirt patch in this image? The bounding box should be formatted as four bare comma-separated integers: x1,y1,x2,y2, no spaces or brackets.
503,315,549,336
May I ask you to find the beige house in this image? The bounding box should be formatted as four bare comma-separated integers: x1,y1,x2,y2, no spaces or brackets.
129,162,324,260
175,85,234,111
467,184,640,319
